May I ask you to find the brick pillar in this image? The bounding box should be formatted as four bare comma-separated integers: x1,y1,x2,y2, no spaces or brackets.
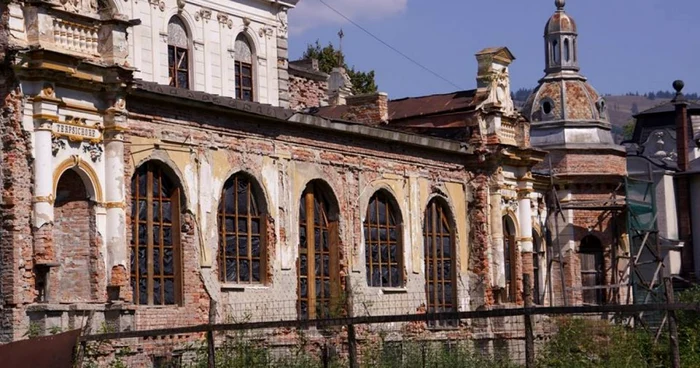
104,101,128,293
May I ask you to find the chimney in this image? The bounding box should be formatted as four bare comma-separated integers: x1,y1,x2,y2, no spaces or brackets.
672,79,696,279
344,92,389,125
328,67,353,105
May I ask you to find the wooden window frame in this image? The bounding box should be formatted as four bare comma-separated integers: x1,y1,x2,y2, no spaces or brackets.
218,174,267,285
235,61,254,102
364,192,403,288
168,44,189,89
130,163,183,306
424,199,457,328
297,183,340,320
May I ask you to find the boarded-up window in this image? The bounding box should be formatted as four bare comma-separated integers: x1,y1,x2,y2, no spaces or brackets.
297,182,340,320
130,162,182,306
364,191,403,288
424,198,456,328
234,34,254,101
168,17,189,89
218,173,266,284
579,235,605,305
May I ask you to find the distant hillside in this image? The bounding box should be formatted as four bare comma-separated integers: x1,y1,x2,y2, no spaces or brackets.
511,88,693,143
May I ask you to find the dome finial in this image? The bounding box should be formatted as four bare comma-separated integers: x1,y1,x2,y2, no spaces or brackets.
555,0,565,10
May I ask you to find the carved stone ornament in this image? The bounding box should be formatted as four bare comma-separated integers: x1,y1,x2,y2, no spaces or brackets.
59,0,99,15
176,0,186,12
277,11,288,39
148,0,165,11
259,27,274,39
194,8,212,22
51,136,66,156
82,142,103,162
40,84,56,99
217,13,233,29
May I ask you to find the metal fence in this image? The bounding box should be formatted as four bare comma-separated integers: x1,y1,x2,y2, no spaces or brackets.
75,277,700,368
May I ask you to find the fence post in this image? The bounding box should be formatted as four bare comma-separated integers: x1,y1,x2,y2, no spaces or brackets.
207,329,215,368
523,274,535,368
345,275,359,368
664,278,680,368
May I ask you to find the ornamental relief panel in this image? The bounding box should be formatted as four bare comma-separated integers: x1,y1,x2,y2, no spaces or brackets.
51,115,104,162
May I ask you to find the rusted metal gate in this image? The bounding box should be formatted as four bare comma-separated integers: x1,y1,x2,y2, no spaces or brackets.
0,329,81,368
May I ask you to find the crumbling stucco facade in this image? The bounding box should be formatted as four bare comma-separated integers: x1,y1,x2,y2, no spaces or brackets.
0,1,631,364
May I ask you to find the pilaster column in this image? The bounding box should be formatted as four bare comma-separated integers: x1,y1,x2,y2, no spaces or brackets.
490,184,505,289
32,88,61,263
518,174,535,295
104,101,128,288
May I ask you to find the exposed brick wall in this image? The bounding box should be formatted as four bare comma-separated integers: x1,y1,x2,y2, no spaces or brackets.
289,74,328,111
535,150,627,176
53,169,104,303
343,93,389,125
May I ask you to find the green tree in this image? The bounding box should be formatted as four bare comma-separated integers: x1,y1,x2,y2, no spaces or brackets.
302,40,378,95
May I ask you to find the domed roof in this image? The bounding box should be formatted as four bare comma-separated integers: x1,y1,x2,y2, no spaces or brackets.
522,78,608,124
545,0,577,35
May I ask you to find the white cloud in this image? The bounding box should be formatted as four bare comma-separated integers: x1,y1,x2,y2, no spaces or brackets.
290,0,408,35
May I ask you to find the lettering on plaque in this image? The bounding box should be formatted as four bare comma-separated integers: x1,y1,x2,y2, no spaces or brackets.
51,116,103,143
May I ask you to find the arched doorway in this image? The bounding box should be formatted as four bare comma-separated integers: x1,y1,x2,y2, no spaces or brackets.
297,181,341,320
579,235,605,305
54,169,100,302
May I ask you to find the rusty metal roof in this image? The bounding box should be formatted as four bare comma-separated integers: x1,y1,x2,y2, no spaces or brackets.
313,89,481,123
388,90,480,121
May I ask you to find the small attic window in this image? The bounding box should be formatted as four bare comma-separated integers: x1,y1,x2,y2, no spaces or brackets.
541,99,554,116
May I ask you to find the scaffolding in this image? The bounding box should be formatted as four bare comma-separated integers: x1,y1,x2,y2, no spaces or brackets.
542,160,665,311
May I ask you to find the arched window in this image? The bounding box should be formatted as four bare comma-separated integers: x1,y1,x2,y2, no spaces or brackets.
130,162,182,305
533,229,543,305
364,191,402,288
297,181,340,320
503,215,517,303
218,173,266,284
564,39,570,62
168,16,189,89
579,235,605,305
234,34,254,101
424,198,456,327
552,40,560,64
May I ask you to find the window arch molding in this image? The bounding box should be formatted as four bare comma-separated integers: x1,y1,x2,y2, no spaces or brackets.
132,153,191,209
53,159,104,203
216,171,270,284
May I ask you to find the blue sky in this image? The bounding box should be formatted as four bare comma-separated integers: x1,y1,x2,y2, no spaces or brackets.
288,0,700,99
